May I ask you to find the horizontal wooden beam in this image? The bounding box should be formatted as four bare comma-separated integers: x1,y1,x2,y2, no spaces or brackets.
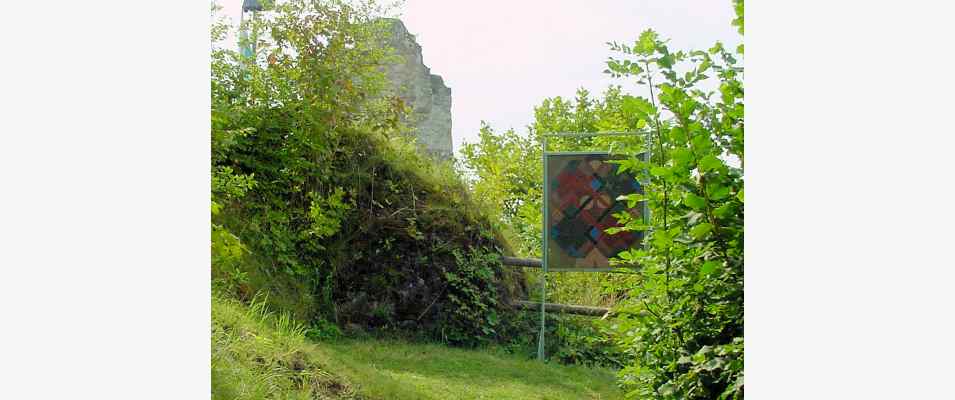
511,300,610,317
499,256,639,273
542,132,639,137
500,256,542,268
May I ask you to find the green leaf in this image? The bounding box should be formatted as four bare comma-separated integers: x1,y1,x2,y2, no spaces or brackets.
650,166,670,178
698,154,723,172
684,193,706,210
732,0,744,35
657,382,676,396
684,211,704,225
629,63,645,75
671,148,693,167
713,203,735,218
668,126,687,142
708,185,731,200
636,29,658,55
690,223,713,239
657,54,675,69
708,42,724,54
622,95,656,119
653,232,673,249
700,260,720,276
691,134,713,152
702,357,724,371
737,188,744,203
617,193,647,208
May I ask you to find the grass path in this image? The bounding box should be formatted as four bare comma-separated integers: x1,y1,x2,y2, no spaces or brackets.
317,339,621,399
212,296,622,399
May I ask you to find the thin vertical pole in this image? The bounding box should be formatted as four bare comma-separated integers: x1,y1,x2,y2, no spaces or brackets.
251,10,258,58
238,7,247,57
538,136,549,361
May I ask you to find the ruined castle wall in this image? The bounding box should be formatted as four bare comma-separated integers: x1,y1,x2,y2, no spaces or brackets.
381,19,453,160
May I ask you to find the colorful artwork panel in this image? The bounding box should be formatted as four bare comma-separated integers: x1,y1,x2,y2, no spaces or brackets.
545,153,645,270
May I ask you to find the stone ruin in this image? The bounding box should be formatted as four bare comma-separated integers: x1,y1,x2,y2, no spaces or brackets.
380,18,453,160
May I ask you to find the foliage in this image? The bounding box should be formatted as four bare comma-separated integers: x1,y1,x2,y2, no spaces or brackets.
459,123,541,257
307,187,351,240
456,2,745,395
438,248,504,345
305,317,344,341
212,129,256,293
604,4,744,398
211,0,524,347
549,315,625,368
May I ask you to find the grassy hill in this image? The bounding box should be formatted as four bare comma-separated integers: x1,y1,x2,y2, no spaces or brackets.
212,296,622,399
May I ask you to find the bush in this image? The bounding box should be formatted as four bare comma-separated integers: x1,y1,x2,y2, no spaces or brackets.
604,9,744,398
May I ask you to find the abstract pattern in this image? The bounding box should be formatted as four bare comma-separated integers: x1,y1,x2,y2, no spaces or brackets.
546,153,644,270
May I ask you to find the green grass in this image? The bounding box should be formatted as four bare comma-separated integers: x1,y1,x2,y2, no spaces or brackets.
212,295,362,399
212,295,622,399
317,339,621,400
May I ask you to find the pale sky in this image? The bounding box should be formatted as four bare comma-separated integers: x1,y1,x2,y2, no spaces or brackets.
216,1,742,155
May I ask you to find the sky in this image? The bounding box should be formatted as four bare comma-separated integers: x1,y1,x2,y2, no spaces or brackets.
217,0,742,155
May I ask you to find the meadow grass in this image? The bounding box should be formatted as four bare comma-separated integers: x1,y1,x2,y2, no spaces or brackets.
212,295,622,399
316,338,622,400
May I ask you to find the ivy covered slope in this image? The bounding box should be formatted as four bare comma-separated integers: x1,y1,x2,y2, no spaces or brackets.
211,0,525,346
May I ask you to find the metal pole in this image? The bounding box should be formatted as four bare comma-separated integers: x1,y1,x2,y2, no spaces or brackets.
251,10,258,58
238,6,246,56
542,131,639,138
239,0,261,60
537,135,549,361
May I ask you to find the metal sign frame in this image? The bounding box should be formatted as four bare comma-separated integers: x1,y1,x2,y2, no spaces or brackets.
537,132,648,360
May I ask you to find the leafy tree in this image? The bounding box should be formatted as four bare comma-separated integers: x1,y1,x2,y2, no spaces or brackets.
459,123,541,256
605,4,744,398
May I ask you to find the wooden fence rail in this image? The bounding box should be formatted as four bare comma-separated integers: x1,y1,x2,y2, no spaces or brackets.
501,256,612,318
511,300,610,317
500,256,542,268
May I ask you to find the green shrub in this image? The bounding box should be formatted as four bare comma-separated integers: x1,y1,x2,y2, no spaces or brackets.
305,318,343,342
551,317,625,368
604,14,744,399
436,248,506,346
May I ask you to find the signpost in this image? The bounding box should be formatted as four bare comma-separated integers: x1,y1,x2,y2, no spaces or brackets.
537,132,647,360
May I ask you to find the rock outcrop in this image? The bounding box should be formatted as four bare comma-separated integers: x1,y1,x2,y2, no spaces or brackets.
381,18,452,160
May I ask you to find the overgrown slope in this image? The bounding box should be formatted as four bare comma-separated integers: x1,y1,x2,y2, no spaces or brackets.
211,0,526,347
